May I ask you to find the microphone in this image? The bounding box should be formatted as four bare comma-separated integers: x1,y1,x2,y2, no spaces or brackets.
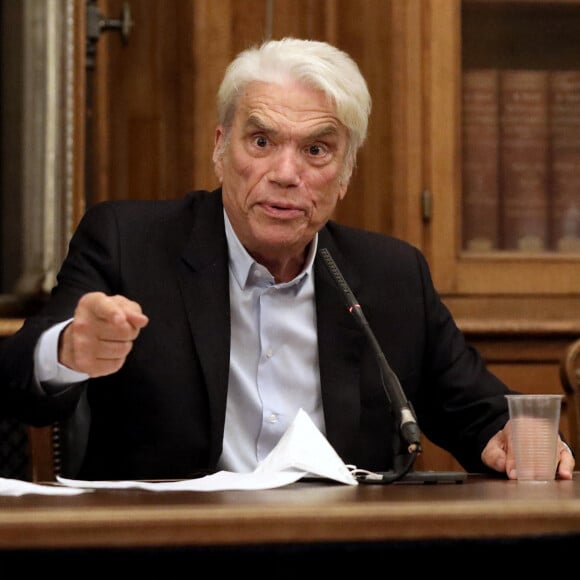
319,248,422,455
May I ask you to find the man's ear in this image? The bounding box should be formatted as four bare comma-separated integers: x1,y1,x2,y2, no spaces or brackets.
338,179,349,201
213,126,225,182
338,164,353,200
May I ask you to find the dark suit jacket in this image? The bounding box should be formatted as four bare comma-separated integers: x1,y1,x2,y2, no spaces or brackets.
0,189,513,479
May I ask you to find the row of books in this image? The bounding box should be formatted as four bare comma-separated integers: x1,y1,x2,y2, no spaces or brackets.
462,68,580,253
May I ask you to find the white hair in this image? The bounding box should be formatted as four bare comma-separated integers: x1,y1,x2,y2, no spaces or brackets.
216,37,372,161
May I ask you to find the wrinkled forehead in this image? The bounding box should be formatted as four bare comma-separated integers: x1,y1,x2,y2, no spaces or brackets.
235,81,341,129
227,78,337,125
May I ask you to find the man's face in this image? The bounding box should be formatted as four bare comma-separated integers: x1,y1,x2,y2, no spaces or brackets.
213,81,351,264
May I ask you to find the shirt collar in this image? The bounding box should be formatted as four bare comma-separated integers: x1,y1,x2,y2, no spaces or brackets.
224,209,317,290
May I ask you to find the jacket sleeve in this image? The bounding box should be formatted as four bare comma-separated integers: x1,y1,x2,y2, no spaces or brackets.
0,202,120,425
410,248,514,473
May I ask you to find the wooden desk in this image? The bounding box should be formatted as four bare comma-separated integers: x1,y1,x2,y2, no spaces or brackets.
1,474,580,553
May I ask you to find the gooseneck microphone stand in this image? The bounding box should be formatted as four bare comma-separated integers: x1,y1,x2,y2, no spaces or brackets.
320,248,468,485
320,248,422,483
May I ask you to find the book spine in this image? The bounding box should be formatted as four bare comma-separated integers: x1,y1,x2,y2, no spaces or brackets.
499,70,550,251
548,70,580,252
462,69,500,251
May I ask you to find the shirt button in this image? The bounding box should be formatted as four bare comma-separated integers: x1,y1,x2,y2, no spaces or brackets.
267,413,278,424
266,349,273,358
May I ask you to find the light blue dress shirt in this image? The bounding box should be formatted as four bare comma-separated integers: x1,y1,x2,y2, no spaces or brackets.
219,212,325,471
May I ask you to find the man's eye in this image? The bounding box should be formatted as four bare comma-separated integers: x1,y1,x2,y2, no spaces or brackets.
254,136,268,148
308,144,324,156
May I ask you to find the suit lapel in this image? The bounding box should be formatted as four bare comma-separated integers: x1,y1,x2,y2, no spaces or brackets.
178,193,231,464
315,231,364,463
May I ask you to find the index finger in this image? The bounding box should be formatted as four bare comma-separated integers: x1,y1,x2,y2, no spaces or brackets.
81,292,144,327
110,295,148,328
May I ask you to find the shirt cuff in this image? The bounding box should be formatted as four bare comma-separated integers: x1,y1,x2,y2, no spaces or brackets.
562,441,575,457
35,319,90,387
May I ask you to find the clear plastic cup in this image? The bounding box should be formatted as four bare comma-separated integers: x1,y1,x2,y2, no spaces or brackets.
505,394,563,482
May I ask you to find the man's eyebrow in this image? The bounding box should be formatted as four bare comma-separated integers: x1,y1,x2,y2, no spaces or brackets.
245,114,341,141
309,125,341,141
245,115,274,134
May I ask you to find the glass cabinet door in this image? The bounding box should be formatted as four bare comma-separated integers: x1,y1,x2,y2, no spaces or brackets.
462,1,580,255
423,0,580,297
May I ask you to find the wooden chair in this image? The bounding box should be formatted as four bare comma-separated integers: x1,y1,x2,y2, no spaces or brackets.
28,393,90,482
1,318,60,482
0,317,90,482
0,319,34,480
0,317,90,483
560,338,580,454
27,426,58,482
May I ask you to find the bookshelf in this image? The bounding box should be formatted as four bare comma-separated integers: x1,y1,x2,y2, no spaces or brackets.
388,0,580,470
416,0,580,297
462,2,580,255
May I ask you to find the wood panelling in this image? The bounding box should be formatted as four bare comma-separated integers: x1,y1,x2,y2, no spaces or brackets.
91,0,400,239
92,0,198,204
331,0,396,235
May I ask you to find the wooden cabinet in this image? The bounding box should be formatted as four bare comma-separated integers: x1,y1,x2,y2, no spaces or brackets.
400,1,580,469
423,1,580,294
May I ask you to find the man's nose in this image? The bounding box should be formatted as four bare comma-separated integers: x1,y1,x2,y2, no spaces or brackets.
269,147,302,187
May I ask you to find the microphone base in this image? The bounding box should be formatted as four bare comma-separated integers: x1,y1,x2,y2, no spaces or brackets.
357,470,467,485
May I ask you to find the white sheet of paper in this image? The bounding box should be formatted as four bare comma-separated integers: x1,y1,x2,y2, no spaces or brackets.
0,477,90,496
58,470,305,491
254,408,357,485
54,408,357,492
